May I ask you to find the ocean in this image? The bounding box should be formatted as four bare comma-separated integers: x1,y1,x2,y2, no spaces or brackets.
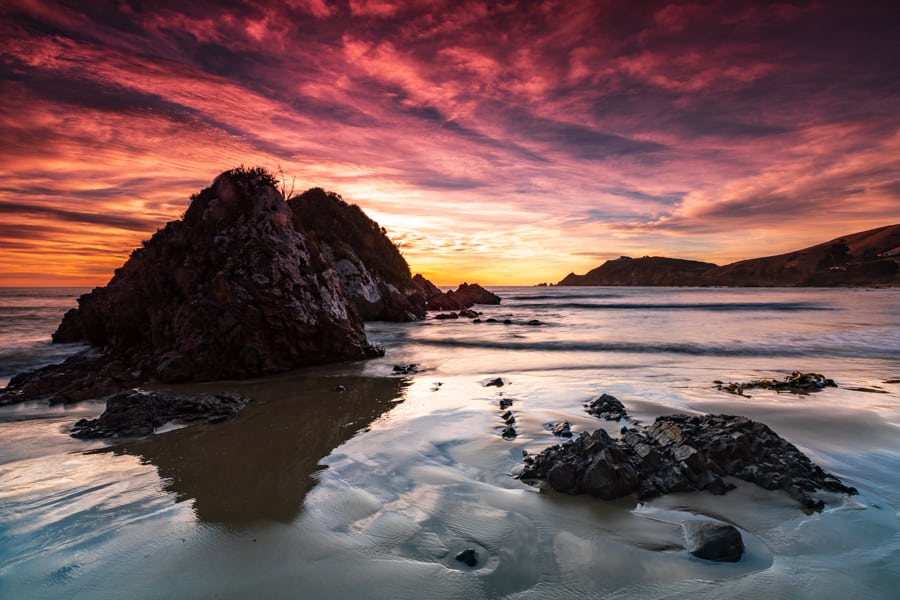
1,286,898,598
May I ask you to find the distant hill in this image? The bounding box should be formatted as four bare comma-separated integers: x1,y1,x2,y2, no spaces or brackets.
559,257,717,286
558,224,900,287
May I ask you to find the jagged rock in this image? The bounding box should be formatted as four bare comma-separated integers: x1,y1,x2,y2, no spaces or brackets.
459,309,481,318
70,389,249,438
501,425,518,440
289,188,426,321
716,371,836,395
434,312,459,320
585,393,629,421
519,413,857,508
499,398,514,409
426,283,501,311
485,377,505,387
0,352,139,406
392,364,419,375
51,169,380,385
412,273,442,299
682,520,744,562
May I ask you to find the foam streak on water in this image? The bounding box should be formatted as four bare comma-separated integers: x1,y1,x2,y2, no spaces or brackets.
1,286,899,599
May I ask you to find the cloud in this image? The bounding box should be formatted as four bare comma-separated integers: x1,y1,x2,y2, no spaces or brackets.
0,0,899,285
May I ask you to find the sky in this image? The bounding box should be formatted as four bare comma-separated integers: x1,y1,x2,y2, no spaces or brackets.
1,0,899,286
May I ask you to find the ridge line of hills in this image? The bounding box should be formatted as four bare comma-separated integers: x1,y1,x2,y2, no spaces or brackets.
557,224,900,287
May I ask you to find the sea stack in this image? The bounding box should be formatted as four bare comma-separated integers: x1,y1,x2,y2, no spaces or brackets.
52,167,384,383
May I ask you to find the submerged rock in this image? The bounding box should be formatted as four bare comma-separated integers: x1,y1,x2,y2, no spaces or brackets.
70,389,249,439
682,520,744,562
716,371,836,395
519,413,857,508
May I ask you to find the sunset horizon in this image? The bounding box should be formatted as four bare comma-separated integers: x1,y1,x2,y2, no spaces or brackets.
2,0,899,287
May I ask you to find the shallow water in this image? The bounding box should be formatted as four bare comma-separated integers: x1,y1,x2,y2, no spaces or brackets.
1,287,899,598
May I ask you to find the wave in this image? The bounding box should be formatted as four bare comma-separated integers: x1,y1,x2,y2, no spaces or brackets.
509,301,831,311
411,337,891,359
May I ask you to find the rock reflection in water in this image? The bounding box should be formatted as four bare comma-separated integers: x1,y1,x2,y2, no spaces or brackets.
99,375,409,525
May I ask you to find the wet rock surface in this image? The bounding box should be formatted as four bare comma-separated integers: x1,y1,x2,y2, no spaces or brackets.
716,371,836,395
682,520,744,562
288,187,426,322
584,393,629,421
70,389,250,439
519,413,857,508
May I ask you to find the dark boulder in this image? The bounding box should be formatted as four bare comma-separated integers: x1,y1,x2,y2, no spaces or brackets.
70,389,249,438
426,283,501,311
585,393,629,421
455,548,479,567
682,520,744,562
519,413,857,508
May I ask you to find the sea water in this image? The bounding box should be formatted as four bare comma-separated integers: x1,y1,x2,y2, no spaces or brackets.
1,286,898,598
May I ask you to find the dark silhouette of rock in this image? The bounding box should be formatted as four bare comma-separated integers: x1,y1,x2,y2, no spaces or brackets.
484,377,505,387
288,188,426,321
682,520,744,562
392,364,420,375
716,371,836,395
434,312,459,320
425,283,501,311
585,393,629,421
519,413,857,509
412,273,442,298
70,389,249,438
455,548,479,567
51,168,380,385
557,224,900,287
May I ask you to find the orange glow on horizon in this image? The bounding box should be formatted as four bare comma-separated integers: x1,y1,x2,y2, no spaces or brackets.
1,1,899,287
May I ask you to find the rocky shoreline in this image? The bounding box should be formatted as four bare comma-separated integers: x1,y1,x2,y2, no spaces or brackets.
519,393,857,510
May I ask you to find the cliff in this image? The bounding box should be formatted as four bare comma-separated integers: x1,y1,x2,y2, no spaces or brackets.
558,224,900,287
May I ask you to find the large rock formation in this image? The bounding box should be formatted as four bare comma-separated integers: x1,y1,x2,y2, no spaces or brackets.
520,413,857,509
557,224,900,287
289,188,426,321
48,168,385,385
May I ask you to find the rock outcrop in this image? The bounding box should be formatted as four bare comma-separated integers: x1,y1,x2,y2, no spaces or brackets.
51,168,381,385
559,256,717,286
520,413,857,509
424,282,501,311
289,188,426,321
70,389,250,438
